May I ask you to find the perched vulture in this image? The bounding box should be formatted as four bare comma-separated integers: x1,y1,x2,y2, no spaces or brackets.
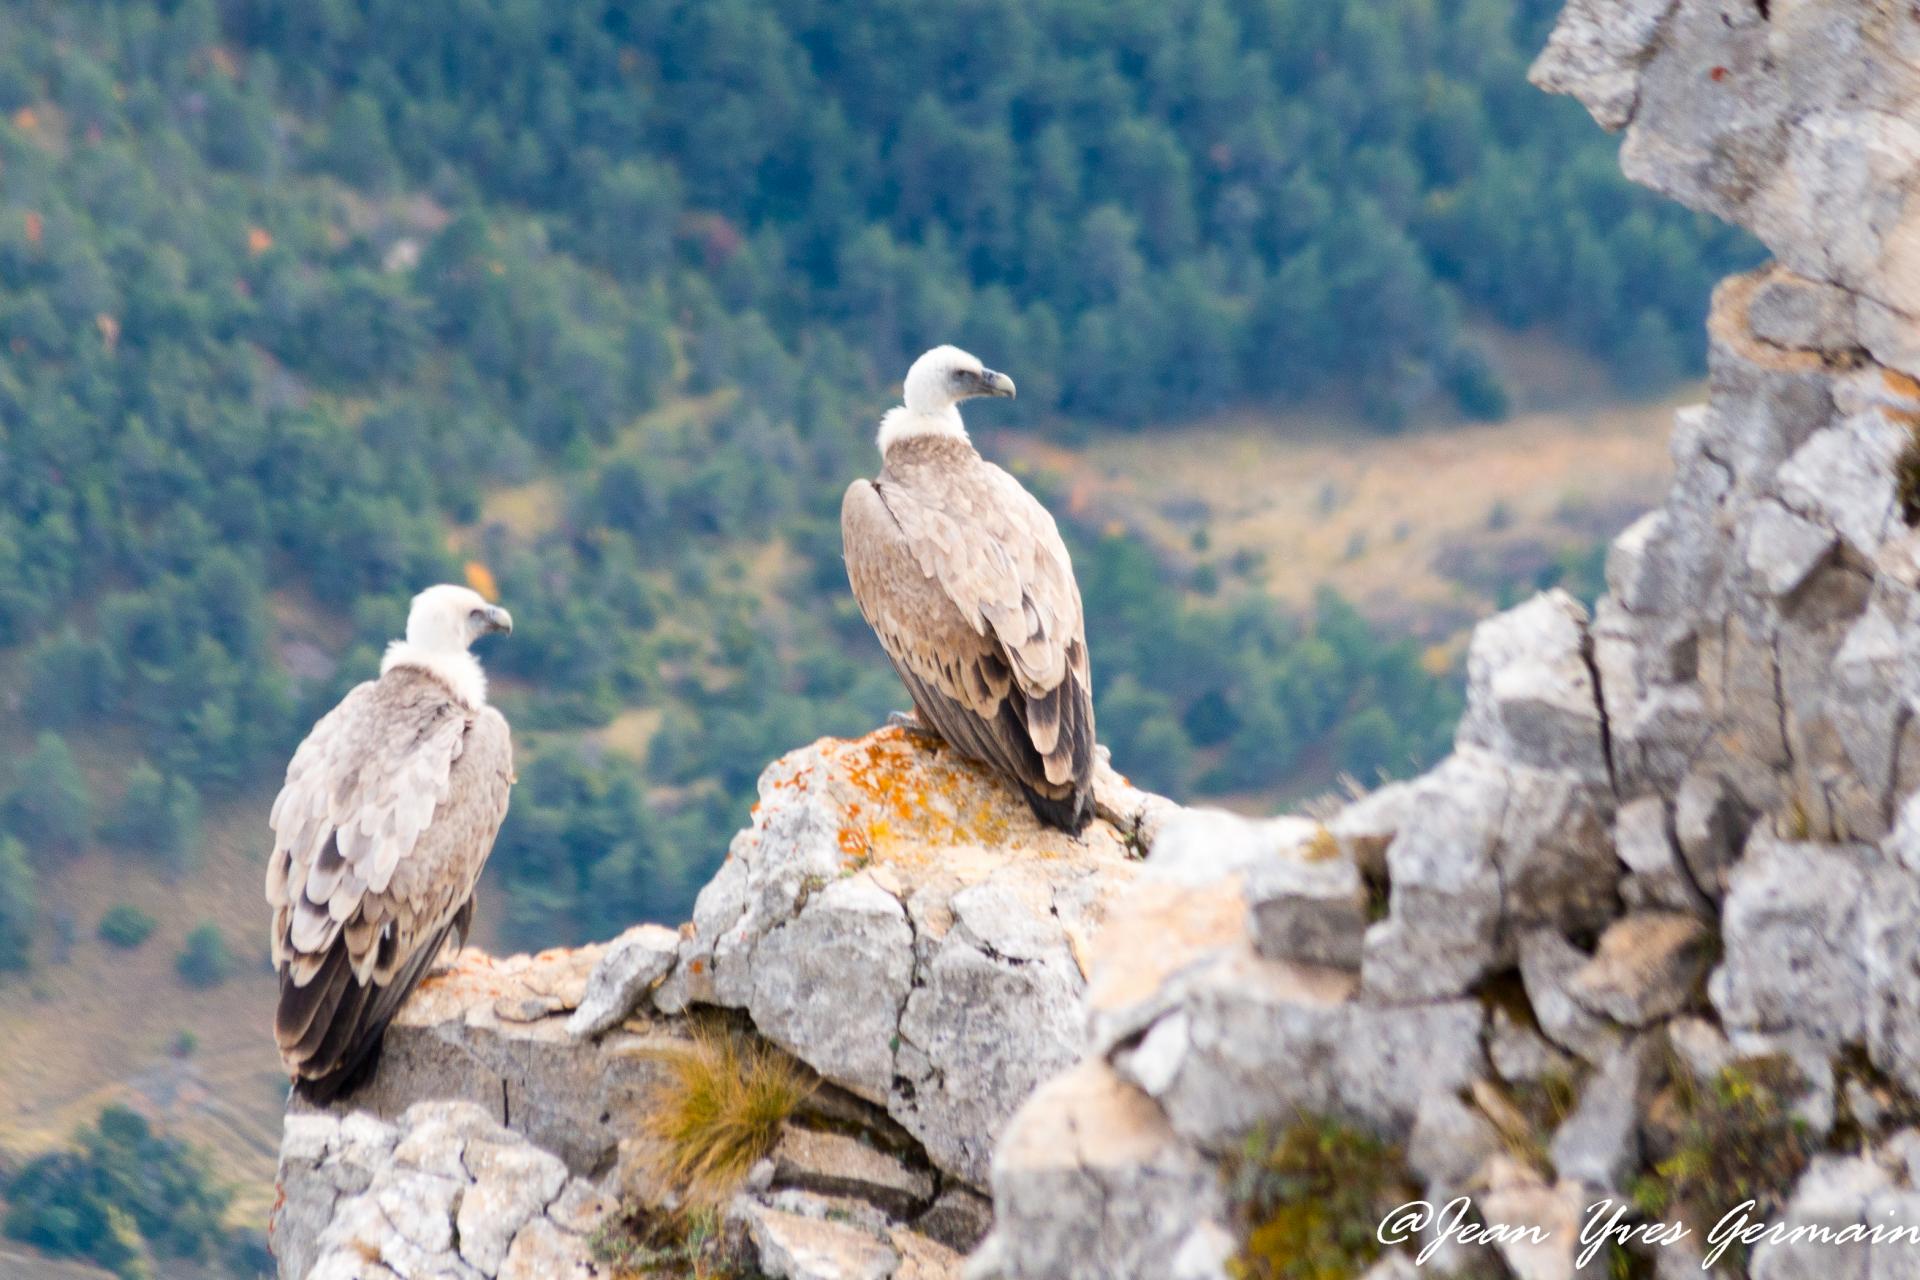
265,584,515,1102
842,345,1096,832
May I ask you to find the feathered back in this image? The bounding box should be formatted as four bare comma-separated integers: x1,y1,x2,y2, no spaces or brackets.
843,433,1095,829
265,665,512,1096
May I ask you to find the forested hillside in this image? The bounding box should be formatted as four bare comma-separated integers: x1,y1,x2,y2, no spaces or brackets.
0,0,1754,1003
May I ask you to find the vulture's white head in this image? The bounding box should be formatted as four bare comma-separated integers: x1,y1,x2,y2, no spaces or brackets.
878,345,1016,453
382,584,513,707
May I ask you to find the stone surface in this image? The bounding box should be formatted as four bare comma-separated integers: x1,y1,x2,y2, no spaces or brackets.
1613,795,1708,915
1549,1039,1648,1193
659,728,1139,1187
1456,590,1612,785
565,922,681,1037
1241,829,1368,969
1476,1157,1590,1280
1117,949,1483,1149
1568,912,1712,1027
1751,1139,1920,1280
1518,930,1625,1065
737,1202,904,1280
1747,266,1860,354
1710,837,1873,1046
1746,499,1839,598
968,1061,1227,1280
275,1101,600,1280
1673,771,1748,900
1361,750,1509,1000
770,1126,936,1220
1409,1091,1502,1193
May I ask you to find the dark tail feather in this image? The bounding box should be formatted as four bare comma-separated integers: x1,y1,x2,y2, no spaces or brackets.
283,914,463,1106
1020,781,1093,834
294,1034,387,1106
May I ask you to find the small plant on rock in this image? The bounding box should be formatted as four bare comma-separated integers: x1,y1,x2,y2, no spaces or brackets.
588,1206,765,1280
1632,1055,1812,1271
1224,1113,1416,1280
638,1023,815,1208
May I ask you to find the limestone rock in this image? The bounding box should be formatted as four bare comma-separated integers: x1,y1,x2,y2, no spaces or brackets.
1518,930,1625,1065
769,1126,935,1221
736,1202,903,1280
1746,267,1860,354
662,728,1138,1186
913,1185,994,1254
1476,1156,1592,1280
456,1134,571,1274
1751,1140,1920,1280
1527,0,1677,130
1241,830,1369,970
275,1101,603,1280
1361,750,1509,1001
1549,1039,1649,1193
1745,500,1838,598
1568,913,1712,1027
1119,949,1483,1149
1775,414,1906,562
1487,1004,1578,1085
1613,796,1708,915
1327,780,1417,881
566,922,681,1037
970,1061,1227,1280
1456,590,1611,785
1409,1091,1502,1193
1710,837,1873,1046
1863,871,1920,1098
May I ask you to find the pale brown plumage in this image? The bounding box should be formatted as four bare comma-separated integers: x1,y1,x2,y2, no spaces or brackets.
844,432,1095,831
265,659,512,1102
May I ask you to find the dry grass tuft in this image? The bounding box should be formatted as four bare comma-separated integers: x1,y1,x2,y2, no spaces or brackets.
639,1026,816,1206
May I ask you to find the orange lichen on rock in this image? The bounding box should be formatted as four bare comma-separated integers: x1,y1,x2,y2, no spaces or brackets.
795,727,1125,878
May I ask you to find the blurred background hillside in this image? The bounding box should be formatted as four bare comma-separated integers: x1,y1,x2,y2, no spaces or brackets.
0,0,1754,1275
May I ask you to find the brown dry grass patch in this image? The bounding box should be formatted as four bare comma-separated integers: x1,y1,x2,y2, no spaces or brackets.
638,1025,815,1207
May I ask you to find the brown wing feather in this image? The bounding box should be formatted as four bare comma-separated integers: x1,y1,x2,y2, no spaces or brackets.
843,442,1095,830
264,669,513,1096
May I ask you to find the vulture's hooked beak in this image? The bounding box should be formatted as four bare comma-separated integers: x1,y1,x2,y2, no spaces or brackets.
975,368,1016,399
481,604,513,637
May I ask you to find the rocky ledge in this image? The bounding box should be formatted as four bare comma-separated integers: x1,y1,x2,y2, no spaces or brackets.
277,2,1920,1277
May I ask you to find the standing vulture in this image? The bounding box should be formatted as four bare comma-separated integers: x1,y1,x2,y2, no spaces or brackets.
842,345,1096,832
265,584,515,1102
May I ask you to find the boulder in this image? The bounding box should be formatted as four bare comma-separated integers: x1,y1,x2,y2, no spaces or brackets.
1710,837,1874,1046
565,922,681,1037
1568,912,1712,1027
659,728,1140,1187
967,1061,1226,1280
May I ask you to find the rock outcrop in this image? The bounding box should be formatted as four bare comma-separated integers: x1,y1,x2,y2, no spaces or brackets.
654,728,1143,1187
275,2,1920,1277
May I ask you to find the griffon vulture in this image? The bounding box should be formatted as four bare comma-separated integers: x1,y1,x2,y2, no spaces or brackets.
265,584,515,1101
842,345,1096,832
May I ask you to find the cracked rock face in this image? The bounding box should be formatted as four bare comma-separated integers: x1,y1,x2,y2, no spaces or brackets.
273,945,976,1280
657,727,1139,1188
276,1101,605,1280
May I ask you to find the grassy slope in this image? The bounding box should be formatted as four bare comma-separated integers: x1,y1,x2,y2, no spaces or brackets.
1004,340,1687,646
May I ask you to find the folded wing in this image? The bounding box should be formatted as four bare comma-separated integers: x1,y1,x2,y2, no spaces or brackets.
842,460,1094,829
264,670,512,1099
